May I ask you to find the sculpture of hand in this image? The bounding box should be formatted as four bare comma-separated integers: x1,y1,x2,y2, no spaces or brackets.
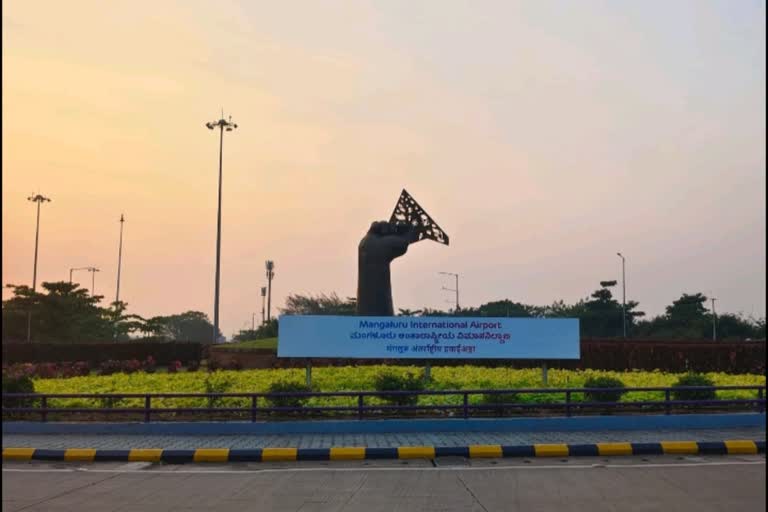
356,221,420,316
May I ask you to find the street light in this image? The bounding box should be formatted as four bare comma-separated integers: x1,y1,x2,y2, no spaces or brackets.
711,297,717,341
69,266,91,285
617,253,626,338
206,112,238,343
439,272,460,312
85,267,100,296
27,193,51,342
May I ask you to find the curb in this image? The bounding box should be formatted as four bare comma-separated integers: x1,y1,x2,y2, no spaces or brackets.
3,440,764,463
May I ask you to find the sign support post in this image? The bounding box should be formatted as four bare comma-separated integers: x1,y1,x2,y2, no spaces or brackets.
541,362,548,386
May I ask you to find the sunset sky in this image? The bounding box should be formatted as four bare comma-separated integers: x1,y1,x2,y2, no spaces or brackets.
2,1,765,337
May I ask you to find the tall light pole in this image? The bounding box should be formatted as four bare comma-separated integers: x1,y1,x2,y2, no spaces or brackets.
439,272,460,312
115,214,125,304
265,261,275,322
27,193,51,342
260,286,267,325
206,112,238,343
617,253,626,338
711,297,717,341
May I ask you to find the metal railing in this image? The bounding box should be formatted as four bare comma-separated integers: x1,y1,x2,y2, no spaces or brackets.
2,385,764,422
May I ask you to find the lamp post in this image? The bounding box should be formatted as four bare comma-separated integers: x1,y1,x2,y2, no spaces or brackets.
69,266,90,285
115,214,125,304
711,297,717,341
206,112,238,343
27,193,51,342
86,267,100,296
616,253,626,338
439,272,460,312
265,261,275,322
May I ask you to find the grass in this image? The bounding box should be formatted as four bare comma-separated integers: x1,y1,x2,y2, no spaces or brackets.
218,338,278,350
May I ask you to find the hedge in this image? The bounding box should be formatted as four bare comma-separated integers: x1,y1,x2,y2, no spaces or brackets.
2,342,204,365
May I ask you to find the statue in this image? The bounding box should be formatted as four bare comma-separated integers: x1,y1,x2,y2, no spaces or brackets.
356,190,449,316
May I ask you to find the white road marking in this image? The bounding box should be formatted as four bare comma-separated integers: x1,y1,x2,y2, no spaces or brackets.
2,460,764,475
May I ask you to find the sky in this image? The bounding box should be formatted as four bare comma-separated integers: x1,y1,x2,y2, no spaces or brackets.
2,0,765,337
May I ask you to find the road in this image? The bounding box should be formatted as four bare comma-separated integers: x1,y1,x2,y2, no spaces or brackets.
3,455,765,511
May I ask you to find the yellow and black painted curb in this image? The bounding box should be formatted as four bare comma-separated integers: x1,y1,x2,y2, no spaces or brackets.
3,440,764,463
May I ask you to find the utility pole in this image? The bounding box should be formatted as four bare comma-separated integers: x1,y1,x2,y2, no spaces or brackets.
265,261,275,321
27,193,51,342
205,112,238,343
115,214,125,304
711,297,717,341
252,313,256,332
439,272,460,312
617,253,626,338
261,286,267,325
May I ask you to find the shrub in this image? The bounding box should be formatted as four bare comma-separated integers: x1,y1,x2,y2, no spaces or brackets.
186,360,200,372
583,376,626,403
225,360,242,371
671,373,716,401
265,380,312,408
1,374,37,410
204,374,233,408
143,356,157,374
167,360,182,373
58,362,90,378
123,359,142,374
373,371,423,406
35,363,59,379
98,360,123,376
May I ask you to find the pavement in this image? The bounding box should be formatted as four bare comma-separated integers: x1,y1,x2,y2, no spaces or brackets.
3,455,766,511
3,426,765,450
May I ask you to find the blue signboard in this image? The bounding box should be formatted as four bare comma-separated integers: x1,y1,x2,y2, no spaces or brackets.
278,316,580,359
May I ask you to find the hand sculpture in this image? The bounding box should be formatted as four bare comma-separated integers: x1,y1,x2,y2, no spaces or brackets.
356,221,420,316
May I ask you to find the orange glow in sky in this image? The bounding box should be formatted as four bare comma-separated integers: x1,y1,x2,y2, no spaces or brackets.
3,1,765,336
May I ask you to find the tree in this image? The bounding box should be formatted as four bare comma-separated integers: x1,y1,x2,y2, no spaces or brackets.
397,308,423,316
2,282,113,342
282,293,356,316
232,319,278,341
142,311,221,343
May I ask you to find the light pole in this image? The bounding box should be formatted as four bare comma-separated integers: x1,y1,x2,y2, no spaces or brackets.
86,267,100,296
711,297,717,341
115,214,125,304
206,112,238,343
260,286,267,325
69,266,90,285
616,253,626,338
265,261,275,322
27,193,51,342
439,272,460,312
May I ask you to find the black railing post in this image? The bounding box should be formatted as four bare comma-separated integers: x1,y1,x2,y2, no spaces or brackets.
759,388,764,414
144,395,151,422
665,389,671,415
251,395,258,422
565,391,571,417
358,394,364,420
463,393,469,419
41,396,47,422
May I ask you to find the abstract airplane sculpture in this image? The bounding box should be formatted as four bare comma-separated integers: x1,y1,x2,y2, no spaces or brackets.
357,190,449,316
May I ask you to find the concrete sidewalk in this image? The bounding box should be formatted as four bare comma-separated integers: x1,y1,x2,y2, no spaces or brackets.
3,426,765,450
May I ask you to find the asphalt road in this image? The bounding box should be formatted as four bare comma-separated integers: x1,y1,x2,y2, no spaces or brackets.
3,455,765,512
